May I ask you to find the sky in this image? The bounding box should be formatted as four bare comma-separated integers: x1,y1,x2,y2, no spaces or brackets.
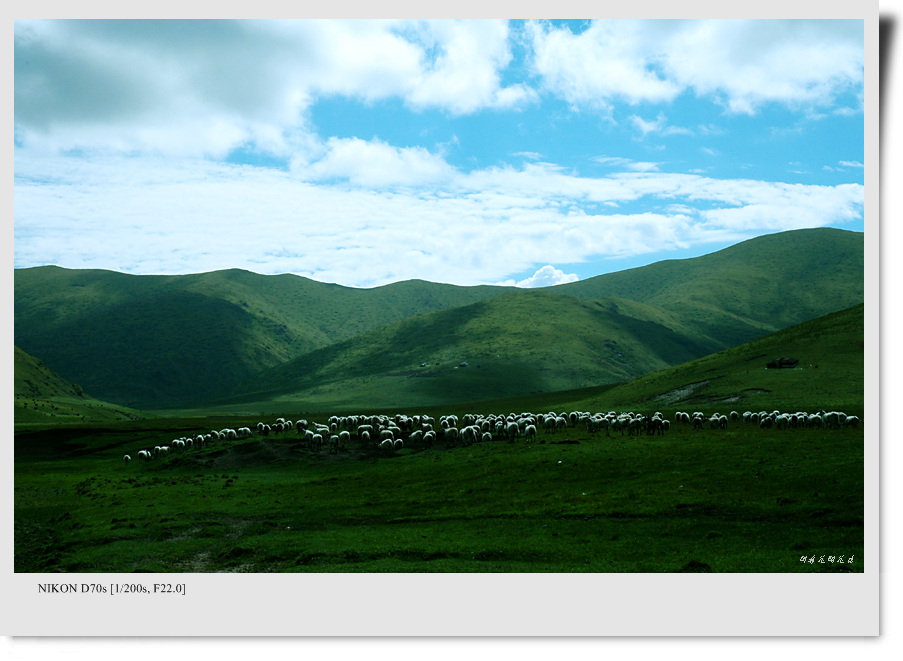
13,19,865,289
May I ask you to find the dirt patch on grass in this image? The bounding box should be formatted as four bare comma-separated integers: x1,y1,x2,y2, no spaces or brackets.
654,379,714,404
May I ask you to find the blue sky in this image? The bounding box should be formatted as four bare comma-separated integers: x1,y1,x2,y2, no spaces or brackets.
13,19,864,288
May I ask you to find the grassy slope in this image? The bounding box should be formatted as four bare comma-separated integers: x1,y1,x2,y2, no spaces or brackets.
13,305,865,573
14,346,141,425
15,267,503,408
14,228,863,410
559,227,864,348
218,290,717,411
561,303,864,415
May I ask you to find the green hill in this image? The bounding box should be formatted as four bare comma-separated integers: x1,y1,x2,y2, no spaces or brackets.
217,290,716,410
559,227,864,348
14,267,502,408
14,346,141,425
14,228,864,410
560,303,865,414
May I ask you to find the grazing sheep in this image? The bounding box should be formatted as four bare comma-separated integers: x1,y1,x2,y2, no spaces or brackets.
648,417,665,436
524,424,537,442
122,454,132,465
461,425,479,446
505,422,519,441
444,427,459,446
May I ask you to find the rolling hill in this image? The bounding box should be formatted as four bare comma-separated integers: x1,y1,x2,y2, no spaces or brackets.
14,227,864,410
14,266,503,407
220,290,716,410
560,303,865,415
559,227,864,348
14,346,141,424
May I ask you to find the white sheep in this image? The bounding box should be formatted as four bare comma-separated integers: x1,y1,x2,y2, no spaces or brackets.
122,454,132,465
444,427,459,446
505,422,519,441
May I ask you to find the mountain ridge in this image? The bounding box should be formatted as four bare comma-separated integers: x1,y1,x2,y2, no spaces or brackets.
15,228,864,409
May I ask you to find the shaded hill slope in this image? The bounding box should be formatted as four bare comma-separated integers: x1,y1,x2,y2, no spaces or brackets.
559,227,863,348
14,228,864,410
14,346,141,424
216,290,762,410
560,303,865,414
14,267,503,407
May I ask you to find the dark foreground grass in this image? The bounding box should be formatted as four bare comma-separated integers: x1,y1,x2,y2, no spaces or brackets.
15,418,863,573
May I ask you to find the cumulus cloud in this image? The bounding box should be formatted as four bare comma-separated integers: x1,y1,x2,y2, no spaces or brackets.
14,19,533,157
527,19,863,115
527,19,681,112
297,137,456,187
14,152,863,287
515,265,580,288
401,20,537,114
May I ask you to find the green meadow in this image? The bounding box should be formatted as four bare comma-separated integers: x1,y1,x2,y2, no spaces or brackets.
13,229,866,573
14,415,863,573
14,304,865,573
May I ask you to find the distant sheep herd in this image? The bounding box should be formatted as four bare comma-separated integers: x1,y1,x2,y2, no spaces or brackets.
121,408,861,466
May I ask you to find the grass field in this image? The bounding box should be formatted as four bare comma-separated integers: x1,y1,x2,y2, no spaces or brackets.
14,411,863,573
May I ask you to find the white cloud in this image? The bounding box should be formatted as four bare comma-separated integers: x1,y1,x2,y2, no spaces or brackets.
515,265,580,288
298,137,456,187
397,20,537,114
527,20,681,112
14,19,533,158
593,155,661,172
629,112,692,138
528,19,863,115
15,151,864,288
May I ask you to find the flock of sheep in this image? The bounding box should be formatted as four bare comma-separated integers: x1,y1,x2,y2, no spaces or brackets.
120,408,861,466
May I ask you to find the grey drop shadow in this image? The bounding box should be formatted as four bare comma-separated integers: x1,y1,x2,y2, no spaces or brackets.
880,15,895,140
